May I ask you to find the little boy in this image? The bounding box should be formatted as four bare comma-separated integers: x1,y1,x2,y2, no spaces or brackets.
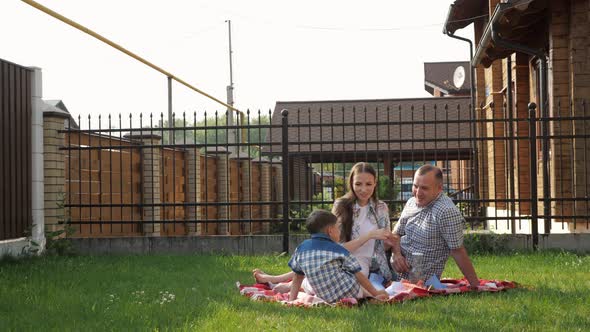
288,210,389,303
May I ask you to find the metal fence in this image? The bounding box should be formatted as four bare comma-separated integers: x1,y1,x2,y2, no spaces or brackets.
61,99,590,251
0,59,32,241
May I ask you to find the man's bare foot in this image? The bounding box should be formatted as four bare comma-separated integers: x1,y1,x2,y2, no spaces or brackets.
252,269,273,284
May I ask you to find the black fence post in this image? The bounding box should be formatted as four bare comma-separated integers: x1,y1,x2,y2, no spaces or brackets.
542,102,552,235
528,103,539,250
281,110,290,253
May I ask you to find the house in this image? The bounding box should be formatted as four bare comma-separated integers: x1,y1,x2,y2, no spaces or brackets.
424,61,471,97
444,0,590,233
263,95,474,204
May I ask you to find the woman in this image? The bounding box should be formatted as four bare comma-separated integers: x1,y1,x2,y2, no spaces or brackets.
253,162,394,287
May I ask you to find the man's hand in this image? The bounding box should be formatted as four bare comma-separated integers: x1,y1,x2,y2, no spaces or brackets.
450,246,479,289
391,255,410,274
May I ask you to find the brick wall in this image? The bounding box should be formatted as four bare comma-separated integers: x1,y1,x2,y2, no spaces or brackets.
43,115,67,236
513,53,532,214
548,0,574,222
569,0,590,228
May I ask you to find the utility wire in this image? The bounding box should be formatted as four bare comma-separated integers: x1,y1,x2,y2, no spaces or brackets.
21,0,241,114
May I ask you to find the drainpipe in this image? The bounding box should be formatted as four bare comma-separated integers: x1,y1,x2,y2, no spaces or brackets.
444,26,480,218
506,56,517,234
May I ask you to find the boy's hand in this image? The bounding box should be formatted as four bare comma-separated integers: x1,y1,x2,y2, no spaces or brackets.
289,274,304,302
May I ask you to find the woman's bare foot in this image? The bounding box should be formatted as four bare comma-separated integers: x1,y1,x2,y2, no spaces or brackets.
252,269,273,284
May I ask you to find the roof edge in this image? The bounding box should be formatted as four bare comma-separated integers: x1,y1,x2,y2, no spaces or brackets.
275,96,470,105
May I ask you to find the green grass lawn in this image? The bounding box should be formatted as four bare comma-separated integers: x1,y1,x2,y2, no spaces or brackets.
1,251,589,331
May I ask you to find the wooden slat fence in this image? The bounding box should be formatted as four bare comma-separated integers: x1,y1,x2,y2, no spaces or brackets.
65,133,142,236
161,148,186,235
63,132,278,237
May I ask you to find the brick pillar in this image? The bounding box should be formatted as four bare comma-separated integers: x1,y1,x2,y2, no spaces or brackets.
209,148,231,235
43,112,69,238
126,132,162,236
185,148,201,235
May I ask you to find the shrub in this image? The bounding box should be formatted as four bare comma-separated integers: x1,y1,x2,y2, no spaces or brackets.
463,233,510,254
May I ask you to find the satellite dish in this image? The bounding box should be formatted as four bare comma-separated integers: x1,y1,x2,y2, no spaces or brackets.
453,66,466,89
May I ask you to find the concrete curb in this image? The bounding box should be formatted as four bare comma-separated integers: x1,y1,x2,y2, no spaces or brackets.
68,233,590,255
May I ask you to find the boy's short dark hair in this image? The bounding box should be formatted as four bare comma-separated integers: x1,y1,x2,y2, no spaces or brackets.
305,210,337,234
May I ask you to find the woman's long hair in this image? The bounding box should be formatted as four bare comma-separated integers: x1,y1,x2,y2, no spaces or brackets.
333,162,378,242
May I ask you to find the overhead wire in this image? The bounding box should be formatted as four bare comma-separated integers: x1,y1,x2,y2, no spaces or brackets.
21,0,241,114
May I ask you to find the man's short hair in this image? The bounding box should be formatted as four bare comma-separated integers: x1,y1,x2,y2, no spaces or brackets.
306,210,337,234
416,164,443,183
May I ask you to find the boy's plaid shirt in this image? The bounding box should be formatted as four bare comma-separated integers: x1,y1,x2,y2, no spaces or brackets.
288,233,362,303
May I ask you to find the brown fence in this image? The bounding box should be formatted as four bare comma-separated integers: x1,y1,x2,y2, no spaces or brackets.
160,148,186,235
0,59,32,241
65,132,142,236
63,132,278,237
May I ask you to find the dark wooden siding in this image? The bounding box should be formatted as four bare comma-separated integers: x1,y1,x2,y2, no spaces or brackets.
0,59,32,241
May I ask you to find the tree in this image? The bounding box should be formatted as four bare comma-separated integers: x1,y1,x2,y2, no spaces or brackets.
157,112,270,158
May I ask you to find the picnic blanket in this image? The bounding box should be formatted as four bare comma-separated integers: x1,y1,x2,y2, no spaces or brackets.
237,278,517,308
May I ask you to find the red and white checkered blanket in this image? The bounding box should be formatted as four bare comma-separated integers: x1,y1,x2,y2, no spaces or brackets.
237,278,517,308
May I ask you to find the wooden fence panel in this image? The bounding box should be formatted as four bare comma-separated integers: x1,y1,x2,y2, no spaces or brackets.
229,159,241,234
63,131,279,237
161,148,186,235
200,155,217,235
65,133,142,237
250,163,262,233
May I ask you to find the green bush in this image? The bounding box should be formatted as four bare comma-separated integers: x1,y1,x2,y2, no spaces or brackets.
21,192,77,257
463,233,510,254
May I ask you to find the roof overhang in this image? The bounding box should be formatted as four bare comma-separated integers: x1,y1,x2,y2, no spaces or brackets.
473,0,549,67
443,0,488,35
424,81,450,95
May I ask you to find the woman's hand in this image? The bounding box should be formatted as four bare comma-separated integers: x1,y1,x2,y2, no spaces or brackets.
368,228,393,241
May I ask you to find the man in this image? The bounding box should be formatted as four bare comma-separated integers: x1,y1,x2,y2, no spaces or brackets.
390,164,479,288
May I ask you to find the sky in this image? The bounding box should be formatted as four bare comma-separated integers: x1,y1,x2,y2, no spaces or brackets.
1,0,474,124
